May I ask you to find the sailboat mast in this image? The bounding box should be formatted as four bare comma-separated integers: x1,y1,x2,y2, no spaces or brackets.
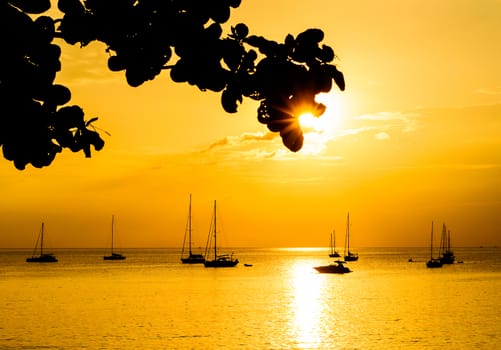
40,222,44,255
188,194,193,255
447,229,451,251
330,231,333,254
346,212,350,253
430,221,434,259
111,215,114,254
213,200,217,260
333,230,336,250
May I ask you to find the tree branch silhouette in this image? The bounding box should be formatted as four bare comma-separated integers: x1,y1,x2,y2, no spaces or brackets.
0,0,344,170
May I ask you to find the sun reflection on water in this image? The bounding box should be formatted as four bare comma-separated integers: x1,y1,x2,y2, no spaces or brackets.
289,261,325,348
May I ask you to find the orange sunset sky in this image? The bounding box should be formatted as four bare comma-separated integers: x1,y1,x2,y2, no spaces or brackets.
0,0,500,249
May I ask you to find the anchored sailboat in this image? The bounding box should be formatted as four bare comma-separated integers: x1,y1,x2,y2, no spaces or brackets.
181,194,205,264
104,215,126,260
204,200,238,268
343,212,358,261
26,222,58,263
426,221,442,268
439,223,455,264
329,229,341,258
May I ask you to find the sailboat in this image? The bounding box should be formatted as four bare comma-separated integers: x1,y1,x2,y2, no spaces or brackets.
426,221,442,268
26,222,58,263
204,200,238,268
181,194,205,264
104,215,126,260
343,212,359,261
439,223,455,264
329,229,341,258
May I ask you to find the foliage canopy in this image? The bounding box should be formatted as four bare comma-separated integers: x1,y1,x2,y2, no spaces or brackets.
0,0,344,170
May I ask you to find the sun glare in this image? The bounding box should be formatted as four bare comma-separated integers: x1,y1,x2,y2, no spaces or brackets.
298,113,325,132
296,91,346,155
299,92,345,133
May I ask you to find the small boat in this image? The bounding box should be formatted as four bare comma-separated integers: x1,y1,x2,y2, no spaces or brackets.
204,200,238,268
426,258,442,268
439,223,455,264
104,215,126,260
180,194,205,264
314,260,351,274
26,222,58,263
244,263,253,267
343,212,359,261
426,221,442,268
329,229,341,258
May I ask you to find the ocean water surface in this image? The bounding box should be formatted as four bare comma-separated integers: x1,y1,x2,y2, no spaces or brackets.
1,247,500,349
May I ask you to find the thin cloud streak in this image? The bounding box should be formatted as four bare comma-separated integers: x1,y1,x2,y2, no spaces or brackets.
474,88,501,95
353,111,419,133
195,110,424,162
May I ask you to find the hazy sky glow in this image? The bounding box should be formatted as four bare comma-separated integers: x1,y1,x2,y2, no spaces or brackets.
1,0,500,248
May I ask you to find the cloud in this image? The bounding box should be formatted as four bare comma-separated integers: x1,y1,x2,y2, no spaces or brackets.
200,131,285,161
195,110,422,163
58,42,122,86
200,127,342,163
334,111,421,142
206,131,278,152
354,111,419,133
474,88,501,95
375,132,390,140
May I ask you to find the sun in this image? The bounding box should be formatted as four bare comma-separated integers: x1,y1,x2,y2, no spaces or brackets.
299,91,344,134
298,91,345,135
295,91,346,154
298,113,326,133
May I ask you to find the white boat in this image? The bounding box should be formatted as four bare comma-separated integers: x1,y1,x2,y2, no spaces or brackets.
104,215,126,260
204,200,238,268
26,222,58,263
343,212,358,261
181,194,205,264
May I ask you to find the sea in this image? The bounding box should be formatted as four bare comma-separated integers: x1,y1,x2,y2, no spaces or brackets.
0,247,500,349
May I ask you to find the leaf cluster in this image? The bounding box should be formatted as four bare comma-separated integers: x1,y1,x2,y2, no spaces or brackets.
1,0,104,170
0,0,344,169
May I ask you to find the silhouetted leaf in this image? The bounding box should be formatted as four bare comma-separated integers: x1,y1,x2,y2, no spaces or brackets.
280,124,303,152
330,66,345,91
58,0,85,14
85,117,98,126
221,88,242,113
9,0,51,14
296,28,324,44
47,84,71,106
231,23,249,39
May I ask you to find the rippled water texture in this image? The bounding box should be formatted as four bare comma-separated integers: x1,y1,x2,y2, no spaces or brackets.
1,247,500,349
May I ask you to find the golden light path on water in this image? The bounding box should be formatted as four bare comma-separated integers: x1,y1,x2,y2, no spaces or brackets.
289,260,325,348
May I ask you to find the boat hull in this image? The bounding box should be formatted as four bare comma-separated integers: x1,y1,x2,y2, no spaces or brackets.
26,254,58,263
104,253,126,260
181,255,205,264
204,256,238,268
344,254,359,262
426,259,443,268
314,262,351,274
440,251,455,264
